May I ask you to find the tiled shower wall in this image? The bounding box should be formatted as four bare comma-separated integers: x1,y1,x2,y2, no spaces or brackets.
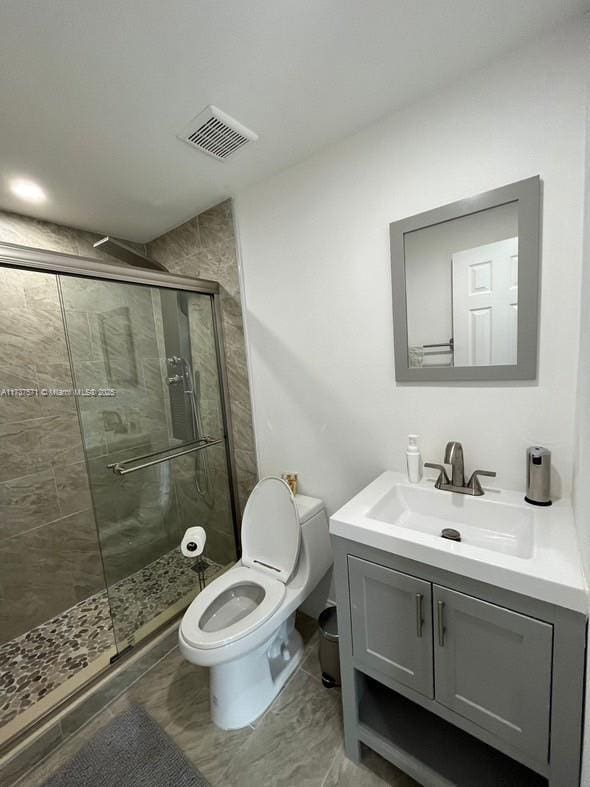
0,201,257,645
59,277,185,587
148,200,258,513
0,266,105,643
0,214,115,645
0,210,147,262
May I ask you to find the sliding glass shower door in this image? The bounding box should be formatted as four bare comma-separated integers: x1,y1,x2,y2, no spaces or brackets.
59,275,237,650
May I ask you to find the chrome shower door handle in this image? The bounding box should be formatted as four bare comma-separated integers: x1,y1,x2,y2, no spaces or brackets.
415,593,424,638
107,436,223,476
437,600,446,647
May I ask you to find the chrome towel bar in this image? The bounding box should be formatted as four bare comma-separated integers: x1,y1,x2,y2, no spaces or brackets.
107,436,224,476
423,338,454,350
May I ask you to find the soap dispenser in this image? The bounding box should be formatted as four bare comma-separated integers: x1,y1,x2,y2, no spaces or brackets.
525,446,552,506
406,434,422,483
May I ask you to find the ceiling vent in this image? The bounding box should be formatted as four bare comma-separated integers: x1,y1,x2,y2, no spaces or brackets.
178,105,258,161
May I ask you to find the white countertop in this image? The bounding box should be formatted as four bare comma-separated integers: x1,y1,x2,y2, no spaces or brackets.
330,471,589,614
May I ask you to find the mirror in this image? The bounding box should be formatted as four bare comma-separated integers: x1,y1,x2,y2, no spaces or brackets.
390,177,540,382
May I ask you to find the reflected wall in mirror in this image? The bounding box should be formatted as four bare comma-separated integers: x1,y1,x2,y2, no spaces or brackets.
390,177,540,382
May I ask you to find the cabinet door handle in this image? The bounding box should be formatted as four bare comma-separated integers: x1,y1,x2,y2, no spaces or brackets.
437,600,446,647
415,593,424,638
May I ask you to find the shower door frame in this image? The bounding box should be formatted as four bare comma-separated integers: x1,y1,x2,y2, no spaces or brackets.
0,240,243,555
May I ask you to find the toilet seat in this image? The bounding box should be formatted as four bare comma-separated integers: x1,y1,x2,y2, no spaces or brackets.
180,566,285,650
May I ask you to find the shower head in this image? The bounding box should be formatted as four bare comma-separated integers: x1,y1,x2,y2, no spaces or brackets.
93,237,167,272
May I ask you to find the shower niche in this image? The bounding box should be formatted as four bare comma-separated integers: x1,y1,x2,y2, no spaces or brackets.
0,244,240,748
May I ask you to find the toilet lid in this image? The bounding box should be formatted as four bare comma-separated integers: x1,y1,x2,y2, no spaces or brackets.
241,476,301,583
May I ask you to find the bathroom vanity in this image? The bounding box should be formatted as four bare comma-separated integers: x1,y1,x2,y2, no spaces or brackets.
330,472,588,787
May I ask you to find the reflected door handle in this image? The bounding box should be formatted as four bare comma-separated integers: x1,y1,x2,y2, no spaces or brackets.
437,600,446,647
415,593,424,638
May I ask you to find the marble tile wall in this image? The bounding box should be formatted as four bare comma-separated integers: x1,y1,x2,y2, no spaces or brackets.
0,207,245,650
0,210,146,261
0,266,104,644
148,200,258,515
59,275,238,587
59,276,177,592
0,211,148,647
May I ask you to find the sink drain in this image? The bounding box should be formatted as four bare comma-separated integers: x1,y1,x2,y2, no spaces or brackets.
441,528,461,542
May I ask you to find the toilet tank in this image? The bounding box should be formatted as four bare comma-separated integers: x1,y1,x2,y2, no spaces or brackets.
293,494,332,594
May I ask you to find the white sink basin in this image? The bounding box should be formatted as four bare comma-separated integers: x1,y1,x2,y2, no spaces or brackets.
330,471,587,613
368,483,534,558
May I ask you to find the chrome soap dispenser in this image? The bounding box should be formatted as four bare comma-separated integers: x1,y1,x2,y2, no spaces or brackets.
524,446,552,506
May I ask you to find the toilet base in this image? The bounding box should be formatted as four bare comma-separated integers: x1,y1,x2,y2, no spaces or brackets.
209,613,303,730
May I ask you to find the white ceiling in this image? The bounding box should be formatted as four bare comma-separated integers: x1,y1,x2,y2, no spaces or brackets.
0,0,587,242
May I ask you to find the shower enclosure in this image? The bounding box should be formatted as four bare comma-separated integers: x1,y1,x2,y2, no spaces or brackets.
0,242,239,748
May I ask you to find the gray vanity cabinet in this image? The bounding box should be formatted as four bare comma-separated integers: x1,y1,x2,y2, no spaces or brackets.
433,585,553,763
349,556,433,697
334,539,587,786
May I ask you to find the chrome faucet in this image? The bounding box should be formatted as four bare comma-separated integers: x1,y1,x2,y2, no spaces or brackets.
444,441,465,487
425,441,496,496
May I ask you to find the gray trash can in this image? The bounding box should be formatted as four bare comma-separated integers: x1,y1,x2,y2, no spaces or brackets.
318,606,340,688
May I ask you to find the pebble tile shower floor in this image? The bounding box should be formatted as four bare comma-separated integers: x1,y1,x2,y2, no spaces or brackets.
0,550,220,728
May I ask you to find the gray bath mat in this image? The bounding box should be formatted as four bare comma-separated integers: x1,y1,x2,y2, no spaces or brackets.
42,704,210,787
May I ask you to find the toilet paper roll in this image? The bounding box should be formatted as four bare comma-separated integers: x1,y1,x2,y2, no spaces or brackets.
181,526,206,558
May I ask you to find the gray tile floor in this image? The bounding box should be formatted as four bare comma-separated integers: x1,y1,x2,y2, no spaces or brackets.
17,614,419,787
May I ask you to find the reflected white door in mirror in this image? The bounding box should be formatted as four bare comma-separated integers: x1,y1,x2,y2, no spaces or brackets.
452,237,518,367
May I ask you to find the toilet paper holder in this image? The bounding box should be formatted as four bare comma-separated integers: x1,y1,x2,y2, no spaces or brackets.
181,526,207,558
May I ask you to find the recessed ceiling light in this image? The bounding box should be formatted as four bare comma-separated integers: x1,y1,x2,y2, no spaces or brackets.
9,178,47,204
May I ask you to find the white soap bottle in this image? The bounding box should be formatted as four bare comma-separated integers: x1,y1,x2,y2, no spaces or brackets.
406,434,422,483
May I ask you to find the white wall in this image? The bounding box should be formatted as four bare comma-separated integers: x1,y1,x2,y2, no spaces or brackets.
235,22,587,522
573,77,590,609
573,50,590,787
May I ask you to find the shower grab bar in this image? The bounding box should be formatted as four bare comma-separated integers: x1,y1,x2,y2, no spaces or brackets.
107,436,224,476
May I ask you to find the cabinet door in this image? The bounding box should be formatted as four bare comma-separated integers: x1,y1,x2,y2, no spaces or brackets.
348,556,433,697
433,585,552,763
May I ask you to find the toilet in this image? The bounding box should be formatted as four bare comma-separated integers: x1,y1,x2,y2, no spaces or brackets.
178,476,332,730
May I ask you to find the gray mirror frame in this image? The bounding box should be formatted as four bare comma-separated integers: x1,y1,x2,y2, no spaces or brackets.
390,176,541,382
